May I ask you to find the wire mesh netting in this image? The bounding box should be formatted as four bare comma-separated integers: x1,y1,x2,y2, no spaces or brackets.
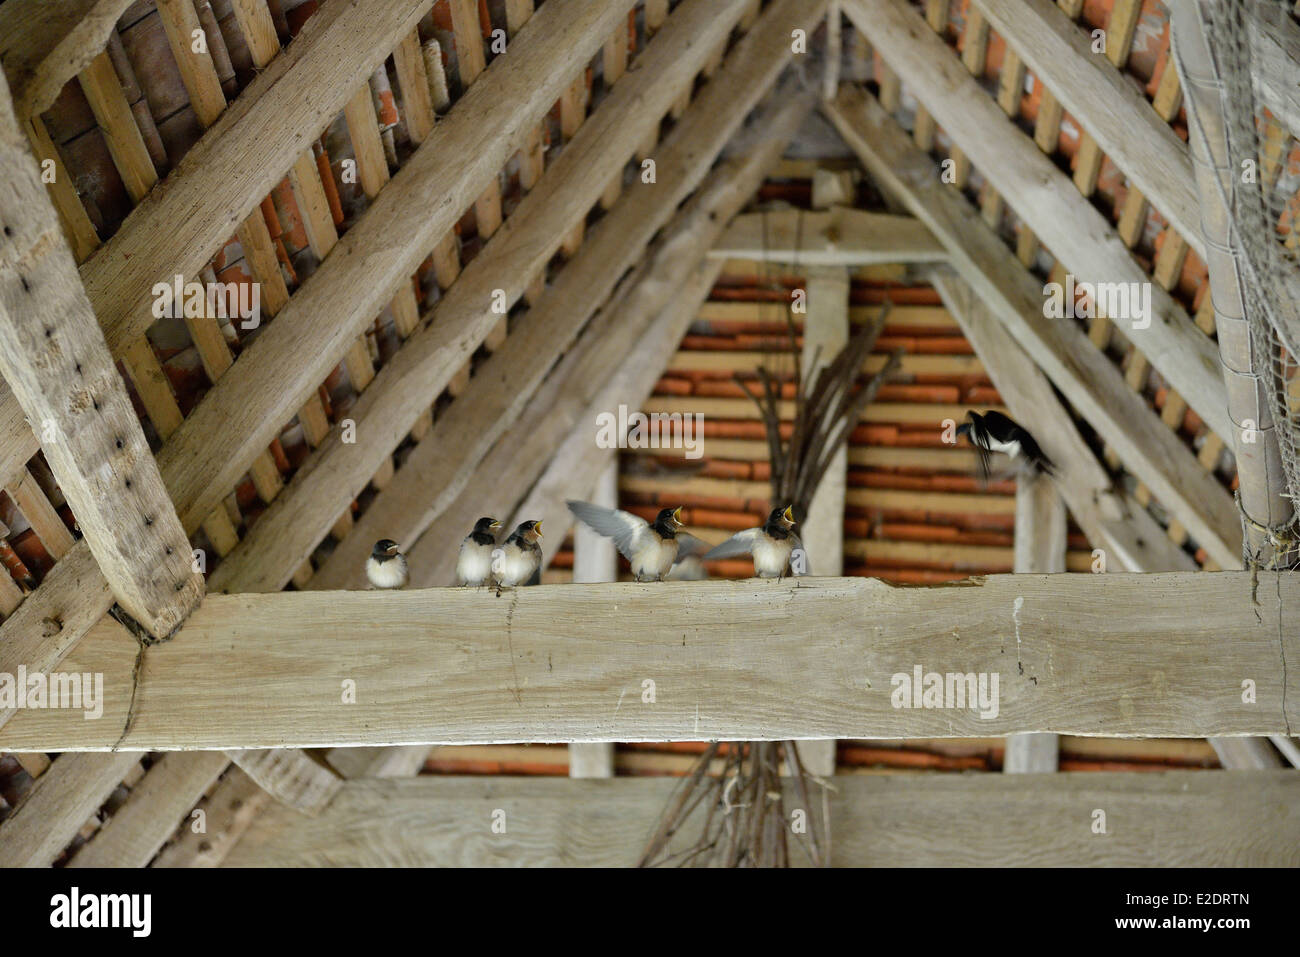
1198,0,1300,567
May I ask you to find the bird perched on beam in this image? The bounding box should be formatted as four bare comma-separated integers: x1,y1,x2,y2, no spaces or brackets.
456,517,501,587
567,501,711,582
702,505,806,580
494,520,543,594
956,410,1055,482
366,539,408,589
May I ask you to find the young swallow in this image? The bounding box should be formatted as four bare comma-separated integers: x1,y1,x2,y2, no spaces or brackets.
457,517,502,586
494,520,543,593
956,410,1055,482
567,501,711,582
366,539,408,589
702,505,806,580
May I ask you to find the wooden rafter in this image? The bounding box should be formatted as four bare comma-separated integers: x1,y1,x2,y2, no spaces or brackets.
1251,2,1300,136
0,71,202,638
1,573,1295,752
823,84,1243,568
709,208,947,265
221,772,1300,867
841,0,1232,446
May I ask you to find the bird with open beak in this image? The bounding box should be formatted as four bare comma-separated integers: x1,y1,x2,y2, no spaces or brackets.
494,520,544,593
456,516,501,587
567,502,711,582
365,539,408,589
956,410,1055,484
703,505,806,580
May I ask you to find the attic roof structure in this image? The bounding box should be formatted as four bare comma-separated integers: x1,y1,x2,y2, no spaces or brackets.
0,0,1297,874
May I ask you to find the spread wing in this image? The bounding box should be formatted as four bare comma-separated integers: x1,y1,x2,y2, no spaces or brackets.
702,527,762,562
566,500,651,561
675,532,713,558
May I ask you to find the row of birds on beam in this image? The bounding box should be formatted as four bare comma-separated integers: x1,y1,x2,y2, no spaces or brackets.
364,409,1055,591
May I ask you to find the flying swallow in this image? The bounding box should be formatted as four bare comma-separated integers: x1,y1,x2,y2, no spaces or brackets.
365,539,408,589
457,516,501,586
702,505,806,579
956,410,1055,482
494,520,543,593
567,502,711,582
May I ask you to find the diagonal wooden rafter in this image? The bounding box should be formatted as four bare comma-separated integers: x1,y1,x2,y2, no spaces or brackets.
1250,1,1300,137
0,70,202,639
0,0,135,120
0,573,1295,752
312,0,830,591
841,0,1233,446
972,0,1204,260
823,84,1243,568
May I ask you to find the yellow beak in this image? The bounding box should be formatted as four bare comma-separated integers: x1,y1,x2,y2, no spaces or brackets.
490,520,502,529
535,521,544,539
672,506,683,524
783,505,795,524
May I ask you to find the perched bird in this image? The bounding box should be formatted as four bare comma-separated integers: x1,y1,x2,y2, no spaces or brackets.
456,516,501,586
956,410,1055,482
494,520,544,593
702,505,806,580
567,502,710,582
365,539,408,589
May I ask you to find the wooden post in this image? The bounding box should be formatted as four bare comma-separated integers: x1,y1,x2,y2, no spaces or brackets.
569,462,619,778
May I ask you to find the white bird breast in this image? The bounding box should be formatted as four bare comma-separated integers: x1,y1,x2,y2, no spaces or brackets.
457,545,494,583
366,555,408,588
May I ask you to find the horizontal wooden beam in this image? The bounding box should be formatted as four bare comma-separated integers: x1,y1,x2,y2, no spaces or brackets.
843,0,1232,445
972,0,1202,259
1,572,1294,751
220,771,1300,867
0,70,202,638
709,207,947,265
0,0,134,119
822,85,1243,568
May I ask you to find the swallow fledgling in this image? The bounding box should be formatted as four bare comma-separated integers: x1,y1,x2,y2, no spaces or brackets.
366,539,408,589
702,505,807,580
567,502,710,582
457,517,501,586
956,410,1055,483
494,520,543,594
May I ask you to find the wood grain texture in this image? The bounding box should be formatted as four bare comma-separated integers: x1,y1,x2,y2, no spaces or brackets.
711,208,946,265
824,86,1242,567
313,0,829,591
157,0,638,539
0,70,202,637
843,0,1230,445
0,572,1295,751
222,772,1300,867
972,0,1202,259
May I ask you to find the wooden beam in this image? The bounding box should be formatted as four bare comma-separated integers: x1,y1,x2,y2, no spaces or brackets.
0,752,139,867
823,86,1242,568
151,766,271,867
158,0,639,541
224,748,342,815
221,772,1300,867
1251,2,1300,137
0,70,202,638
842,0,1231,445
309,0,828,591
709,208,946,265
973,0,1202,259
1,572,1295,751
0,0,135,119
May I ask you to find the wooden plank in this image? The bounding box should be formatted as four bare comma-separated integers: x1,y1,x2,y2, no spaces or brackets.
0,0,135,119
0,752,139,867
973,0,1201,259
79,0,429,359
225,748,342,815
158,0,640,539
570,462,618,778
5,467,75,558
156,0,227,127
216,0,812,594
151,766,271,867
0,71,203,638
709,208,946,265
842,0,1231,445
66,751,229,867
1,572,1296,751
823,86,1242,567
221,772,1300,867
1251,3,1300,137
78,51,155,203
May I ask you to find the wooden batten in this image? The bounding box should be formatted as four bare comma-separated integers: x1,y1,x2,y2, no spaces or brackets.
0,573,1295,752
710,208,946,265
